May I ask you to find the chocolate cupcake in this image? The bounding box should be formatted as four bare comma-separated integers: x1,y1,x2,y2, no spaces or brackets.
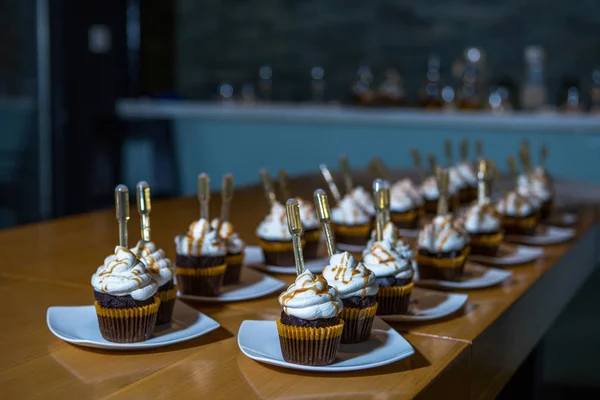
460,201,503,256
416,215,470,281
366,222,414,260
277,271,344,366
454,162,478,204
517,173,553,220
496,191,539,236
389,179,424,229
91,246,160,343
363,241,414,315
175,218,227,296
131,241,177,325
297,198,321,260
331,196,372,246
322,252,379,343
420,175,459,214
211,219,246,285
256,201,296,267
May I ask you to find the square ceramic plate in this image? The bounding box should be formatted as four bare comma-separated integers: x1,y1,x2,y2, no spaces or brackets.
469,244,544,266
380,288,468,322
415,262,512,289
238,318,414,372
244,245,328,274
177,268,285,302
505,225,576,245
47,301,220,350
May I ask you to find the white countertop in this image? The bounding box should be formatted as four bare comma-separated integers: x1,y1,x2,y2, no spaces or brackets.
116,98,600,132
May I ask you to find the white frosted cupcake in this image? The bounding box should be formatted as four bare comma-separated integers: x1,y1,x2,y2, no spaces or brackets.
331,195,372,246
455,162,478,203
517,173,553,219
420,175,459,213
350,186,376,218
496,191,539,235
366,222,414,260
390,179,424,229
460,201,503,256
256,202,295,266
297,197,321,259
210,219,246,285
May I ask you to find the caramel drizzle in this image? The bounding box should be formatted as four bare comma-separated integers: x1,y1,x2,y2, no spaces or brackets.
280,275,339,314
369,243,399,270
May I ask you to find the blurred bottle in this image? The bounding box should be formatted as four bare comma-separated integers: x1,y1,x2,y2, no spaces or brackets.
311,66,326,103
419,54,443,109
520,46,548,111
590,68,600,114
217,82,235,103
377,67,406,106
457,47,485,110
441,85,456,111
258,65,273,101
351,66,376,106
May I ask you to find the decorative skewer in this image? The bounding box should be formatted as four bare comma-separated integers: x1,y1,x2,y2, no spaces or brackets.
381,180,391,226
507,155,519,187
518,144,532,174
115,184,130,247
475,140,484,159
476,160,489,205
285,199,305,276
319,164,342,205
435,167,449,216
444,139,454,166
314,189,336,257
198,173,210,220
374,157,391,181
460,139,469,163
136,181,151,242
427,153,437,174
373,179,386,241
278,169,291,200
338,155,354,194
411,148,424,181
368,159,380,179
218,173,234,232
259,169,277,207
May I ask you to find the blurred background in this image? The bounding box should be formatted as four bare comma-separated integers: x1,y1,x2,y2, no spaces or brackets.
1,0,599,228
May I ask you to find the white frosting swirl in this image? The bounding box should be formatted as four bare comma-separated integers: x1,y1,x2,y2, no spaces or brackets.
331,195,371,225
496,191,536,216
91,246,158,301
456,162,477,186
278,271,343,320
449,167,469,189
351,186,376,216
175,219,226,256
297,197,320,229
517,175,552,202
420,176,458,200
322,252,379,299
363,241,413,279
130,240,175,287
418,215,470,252
256,201,292,240
210,219,246,254
391,179,424,211
461,202,502,233
366,222,413,259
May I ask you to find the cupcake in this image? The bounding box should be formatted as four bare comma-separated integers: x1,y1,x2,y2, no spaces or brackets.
367,222,414,260
211,219,246,285
131,241,177,325
420,175,459,214
517,173,553,220
460,201,503,256
350,186,376,219
331,195,372,246
496,191,539,235
322,252,379,343
174,218,227,296
277,271,344,366
91,246,160,343
449,167,472,205
416,215,470,281
256,201,295,266
455,162,478,203
297,198,321,260
363,241,414,315
389,179,424,229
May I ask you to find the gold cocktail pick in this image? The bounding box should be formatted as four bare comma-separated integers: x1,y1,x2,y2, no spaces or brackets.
313,189,336,257
444,140,453,165
368,159,380,179
198,173,210,220
319,164,342,205
285,199,305,276
115,184,130,247
374,157,391,181
373,179,386,241
435,167,449,216
136,181,151,242
477,160,489,205
338,155,354,194
475,140,484,159
220,173,234,225
460,139,469,162
259,169,277,207
518,144,532,174
278,169,291,200
428,153,437,174
381,180,391,226
411,148,424,180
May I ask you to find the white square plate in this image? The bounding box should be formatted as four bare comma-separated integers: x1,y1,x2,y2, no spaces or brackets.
469,244,544,266
505,225,576,245
415,262,512,289
244,245,328,274
380,288,468,322
237,318,414,372
178,268,285,302
47,301,220,350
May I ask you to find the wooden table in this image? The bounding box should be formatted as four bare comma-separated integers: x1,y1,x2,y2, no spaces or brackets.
0,173,598,399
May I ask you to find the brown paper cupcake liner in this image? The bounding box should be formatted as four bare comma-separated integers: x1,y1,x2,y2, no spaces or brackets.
176,264,226,296
224,253,245,285
469,232,503,257
94,296,160,343
258,239,300,252
376,283,413,315
391,209,420,229
501,214,538,235
303,229,321,260
276,319,344,366
332,223,371,246
156,286,178,325
415,246,471,268
340,303,378,343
